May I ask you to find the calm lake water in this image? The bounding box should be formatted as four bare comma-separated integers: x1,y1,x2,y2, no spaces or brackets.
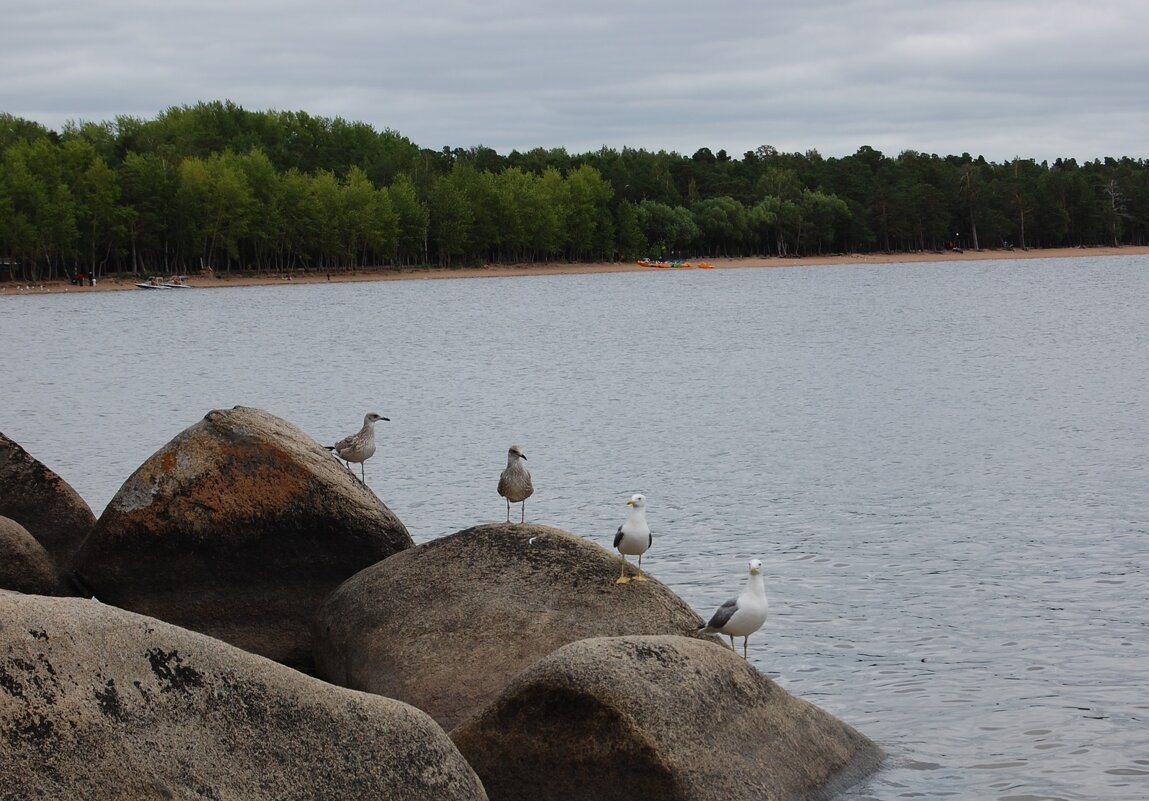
3,256,1148,800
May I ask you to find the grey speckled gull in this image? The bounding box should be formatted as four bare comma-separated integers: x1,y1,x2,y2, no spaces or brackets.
497,444,533,522
326,412,389,481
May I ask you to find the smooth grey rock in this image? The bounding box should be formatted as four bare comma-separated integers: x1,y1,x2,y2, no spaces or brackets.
451,634,883,801
0,515,72,595
0,591,487,801
0,430,95,570
313,522,718,730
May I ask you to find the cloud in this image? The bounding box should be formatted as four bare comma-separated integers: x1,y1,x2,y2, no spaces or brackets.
3,0,1147,162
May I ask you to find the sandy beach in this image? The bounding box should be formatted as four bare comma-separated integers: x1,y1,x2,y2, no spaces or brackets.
3,245,1146,296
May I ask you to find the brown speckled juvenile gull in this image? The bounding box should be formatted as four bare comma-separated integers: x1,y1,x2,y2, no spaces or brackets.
327,412,389,481
497,444,533,522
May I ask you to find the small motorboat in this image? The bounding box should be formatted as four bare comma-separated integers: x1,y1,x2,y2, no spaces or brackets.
136,276,193,289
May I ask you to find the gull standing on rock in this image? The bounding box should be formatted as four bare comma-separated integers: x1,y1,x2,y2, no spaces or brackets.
613,493,652,584
497,445,533,523
698,558,769,658
327,412,389,481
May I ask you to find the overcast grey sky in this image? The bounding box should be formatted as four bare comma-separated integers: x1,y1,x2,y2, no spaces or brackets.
4,0,1147,163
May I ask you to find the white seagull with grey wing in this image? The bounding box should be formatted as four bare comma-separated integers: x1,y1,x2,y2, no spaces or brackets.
326,412,389,481
613,493,652,584
698,558,769,658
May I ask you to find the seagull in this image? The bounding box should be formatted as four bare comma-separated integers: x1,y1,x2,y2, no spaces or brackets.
698,558,769,658
326,412,389,481
613,493,652,584
497,444,533,522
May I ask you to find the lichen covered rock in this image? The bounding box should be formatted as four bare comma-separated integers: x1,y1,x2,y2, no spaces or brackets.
72,406,412,671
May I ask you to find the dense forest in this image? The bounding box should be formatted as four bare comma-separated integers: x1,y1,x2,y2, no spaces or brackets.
2,101,1147,281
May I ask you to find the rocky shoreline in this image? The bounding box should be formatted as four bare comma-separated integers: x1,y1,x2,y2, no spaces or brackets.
2,407,882,800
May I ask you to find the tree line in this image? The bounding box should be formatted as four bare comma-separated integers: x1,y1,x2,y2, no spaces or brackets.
1,101,1147,282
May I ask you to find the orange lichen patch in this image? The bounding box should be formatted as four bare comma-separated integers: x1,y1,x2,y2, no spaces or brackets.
106,432,321,547
70,406,412,671
174,441,312,520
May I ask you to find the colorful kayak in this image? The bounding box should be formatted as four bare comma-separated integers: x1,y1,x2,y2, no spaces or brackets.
637,259,713,269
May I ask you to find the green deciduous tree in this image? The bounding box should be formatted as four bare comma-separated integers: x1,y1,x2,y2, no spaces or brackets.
6,104,1149,281
564,164,614,260
429,168,474,267
388,174,429,266
177,152,255,272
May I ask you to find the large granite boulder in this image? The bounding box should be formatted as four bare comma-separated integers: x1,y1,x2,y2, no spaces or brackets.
0,515,72,595
72,406,413,672
451,635,882,801
313,522,717,730
0,430,96,569
0,592,487,801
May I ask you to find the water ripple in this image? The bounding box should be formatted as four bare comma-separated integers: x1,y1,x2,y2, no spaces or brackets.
3,256,1149,800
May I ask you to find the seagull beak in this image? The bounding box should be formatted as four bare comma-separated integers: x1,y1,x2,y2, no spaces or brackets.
626,499,635,506
381,417,390,421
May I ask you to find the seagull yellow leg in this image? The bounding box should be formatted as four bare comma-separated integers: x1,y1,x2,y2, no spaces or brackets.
615,557,632,584
633,553,649,582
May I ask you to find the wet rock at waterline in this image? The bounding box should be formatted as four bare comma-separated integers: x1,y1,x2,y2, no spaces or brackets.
452,635,883,801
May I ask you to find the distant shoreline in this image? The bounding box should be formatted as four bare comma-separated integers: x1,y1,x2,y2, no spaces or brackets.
3,245,1147,297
